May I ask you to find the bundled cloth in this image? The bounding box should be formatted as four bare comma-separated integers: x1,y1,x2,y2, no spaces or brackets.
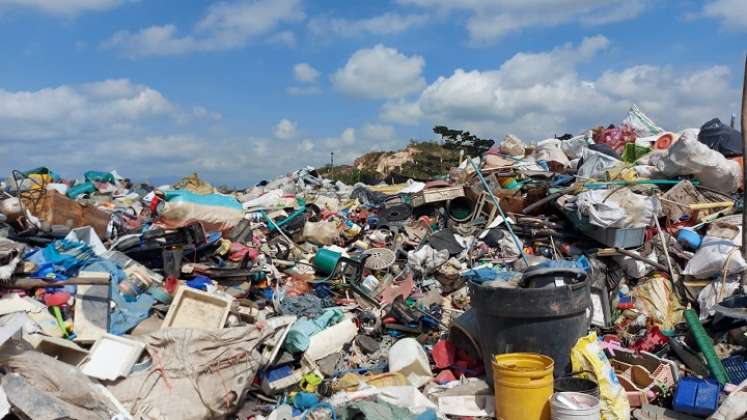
108,326,273,420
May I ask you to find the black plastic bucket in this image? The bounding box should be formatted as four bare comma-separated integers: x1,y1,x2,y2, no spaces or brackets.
468,277,591,386
554,376,600,399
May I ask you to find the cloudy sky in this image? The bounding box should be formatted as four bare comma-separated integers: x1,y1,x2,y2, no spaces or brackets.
0,0,745,186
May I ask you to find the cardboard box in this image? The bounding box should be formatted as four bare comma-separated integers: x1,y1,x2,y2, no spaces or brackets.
22,190,110,238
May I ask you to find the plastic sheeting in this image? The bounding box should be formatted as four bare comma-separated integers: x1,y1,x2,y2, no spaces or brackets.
623,104,663,138
0,343,117,420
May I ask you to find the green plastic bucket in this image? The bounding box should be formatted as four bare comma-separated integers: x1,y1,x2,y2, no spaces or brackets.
314,248,342,276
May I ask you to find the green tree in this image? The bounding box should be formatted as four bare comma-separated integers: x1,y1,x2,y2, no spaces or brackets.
433,125,495,157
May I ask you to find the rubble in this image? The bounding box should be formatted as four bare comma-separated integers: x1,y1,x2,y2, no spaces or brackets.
1,103,747,420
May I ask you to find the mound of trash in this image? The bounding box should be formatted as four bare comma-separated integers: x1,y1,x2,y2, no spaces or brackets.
1,105,746,420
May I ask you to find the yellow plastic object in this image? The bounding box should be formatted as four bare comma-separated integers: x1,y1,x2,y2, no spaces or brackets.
492,353,554,420
570,332,630,420
333,372,408,393
364,372,408,388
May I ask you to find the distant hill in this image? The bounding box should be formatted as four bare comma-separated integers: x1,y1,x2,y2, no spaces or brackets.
318,141,461,184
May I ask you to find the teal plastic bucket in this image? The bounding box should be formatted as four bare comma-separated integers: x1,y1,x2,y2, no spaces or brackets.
314,248,342,276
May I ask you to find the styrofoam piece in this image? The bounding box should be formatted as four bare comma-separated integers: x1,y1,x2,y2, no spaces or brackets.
65,226,107,256
74,271,111,343
29,335,89,366
81,334,145,381
161,286,232,330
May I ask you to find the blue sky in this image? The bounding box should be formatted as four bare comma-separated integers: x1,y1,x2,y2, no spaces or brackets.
0,0,745,186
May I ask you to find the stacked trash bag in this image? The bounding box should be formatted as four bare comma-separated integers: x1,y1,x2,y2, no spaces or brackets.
2,104,747,420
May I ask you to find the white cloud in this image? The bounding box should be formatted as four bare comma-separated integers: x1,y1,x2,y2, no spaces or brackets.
273,118,298,140
0,0,130,16
308,13,428,38
362,123,395,141
293,63,320,83
0,79,176,139
380,99,424,125
702,0,747,31
397,0,647,43
384,36,739,140
192,106,222,121
0,79,403,185
268,30,297,47
101,0,303,58
332,44,426,99
286,85,322,96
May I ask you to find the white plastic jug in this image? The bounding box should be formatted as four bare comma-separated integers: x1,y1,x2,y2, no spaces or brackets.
388,338,432,388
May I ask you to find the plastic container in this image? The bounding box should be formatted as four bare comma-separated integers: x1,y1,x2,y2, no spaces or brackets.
469,279,591,383
446,196,474,222
554,377,600,399
493,353,554,420
672,377,720,417
314,248,342,276
388,338,433,388
550,392,601,420
677,228,702,250
722,355,747,384
562,209,644,249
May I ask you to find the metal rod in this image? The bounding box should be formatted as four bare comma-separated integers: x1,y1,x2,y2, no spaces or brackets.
2,276,110,289
468,157,528,265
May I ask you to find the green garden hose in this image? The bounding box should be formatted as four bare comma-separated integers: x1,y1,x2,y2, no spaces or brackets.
684,308,729,385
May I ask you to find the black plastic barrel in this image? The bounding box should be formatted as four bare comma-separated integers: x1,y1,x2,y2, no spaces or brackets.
468,275,591,386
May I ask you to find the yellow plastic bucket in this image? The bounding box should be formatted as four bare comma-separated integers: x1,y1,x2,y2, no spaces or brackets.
493,353,554,420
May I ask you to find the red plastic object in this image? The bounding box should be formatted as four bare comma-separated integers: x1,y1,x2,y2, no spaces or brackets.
165,275,178,294
43,292,71,307
631,327,669,353
594,125,637,154
432,339,456,369
435,369,457,384
654,133,673,150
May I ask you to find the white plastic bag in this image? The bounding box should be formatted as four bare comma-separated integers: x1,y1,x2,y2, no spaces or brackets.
408,245,449,274
561,133,594,159
575,189,659,228
656,129,742,194
500,134,526,157
697,279,740,321
683,236,747,278
388,338,433,388
623,104,663,137
577,148,622,180
533,139,571,168
613,247,657,278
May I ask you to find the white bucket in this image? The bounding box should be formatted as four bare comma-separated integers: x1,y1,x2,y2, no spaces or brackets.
551,392,601,420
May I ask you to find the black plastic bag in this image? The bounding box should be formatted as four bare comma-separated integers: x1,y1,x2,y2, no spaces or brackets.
698,118,742,157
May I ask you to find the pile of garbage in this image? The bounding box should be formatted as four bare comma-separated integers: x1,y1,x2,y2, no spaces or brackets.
1,104,747,420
